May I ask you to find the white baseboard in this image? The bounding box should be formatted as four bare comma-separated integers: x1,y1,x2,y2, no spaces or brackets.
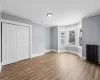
31,52,44,58
67,50,82,57
31,49,52,58
82,56,86,60
59,50,83,58
31,49,83,59
50,49,58,53
44,50,51,53
59,50,67,53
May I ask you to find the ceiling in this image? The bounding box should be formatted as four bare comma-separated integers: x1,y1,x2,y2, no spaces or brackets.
1,0,100,27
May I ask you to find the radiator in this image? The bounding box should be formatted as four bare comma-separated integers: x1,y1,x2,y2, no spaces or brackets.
86,45,99,63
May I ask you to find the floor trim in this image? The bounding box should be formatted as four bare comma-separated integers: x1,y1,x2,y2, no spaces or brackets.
32,53,44,58
50,49,58,53
82,56,86,60
44,50,51,53
59,50,82,57
31,49,51,58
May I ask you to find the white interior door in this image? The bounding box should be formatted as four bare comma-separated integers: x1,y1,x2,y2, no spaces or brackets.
2,22,30,65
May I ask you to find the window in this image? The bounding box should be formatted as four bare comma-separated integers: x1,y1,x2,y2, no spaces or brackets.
61,32,65,38
61,39,65,45
79,27,82,46
59,23,82,47
60,31,65,45
68,29,76,45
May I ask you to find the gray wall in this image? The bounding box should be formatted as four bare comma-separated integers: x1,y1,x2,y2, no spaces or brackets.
82,14,100,59
31,23,50,53
1,12,50,54
50,26,58,51
45,28,50,50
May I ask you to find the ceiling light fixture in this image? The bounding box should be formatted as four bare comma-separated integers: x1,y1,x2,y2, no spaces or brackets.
47,13,53,17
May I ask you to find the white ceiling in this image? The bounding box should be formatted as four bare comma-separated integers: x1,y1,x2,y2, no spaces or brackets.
1,0,100,27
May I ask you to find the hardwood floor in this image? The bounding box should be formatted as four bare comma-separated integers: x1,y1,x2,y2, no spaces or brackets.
0,52,100,80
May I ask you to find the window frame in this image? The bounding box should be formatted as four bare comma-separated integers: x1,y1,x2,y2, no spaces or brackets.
67,28,77,46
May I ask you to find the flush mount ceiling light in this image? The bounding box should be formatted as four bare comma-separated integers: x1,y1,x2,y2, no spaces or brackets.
47,13,53,17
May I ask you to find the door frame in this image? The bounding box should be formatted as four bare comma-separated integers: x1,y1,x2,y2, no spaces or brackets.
1,19,32,68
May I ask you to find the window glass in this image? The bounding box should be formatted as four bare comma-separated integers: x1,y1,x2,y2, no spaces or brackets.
69,30,75,45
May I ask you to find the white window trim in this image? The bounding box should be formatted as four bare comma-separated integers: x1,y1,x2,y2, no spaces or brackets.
77,24,82,48
67,28,77,47
59,29,66,46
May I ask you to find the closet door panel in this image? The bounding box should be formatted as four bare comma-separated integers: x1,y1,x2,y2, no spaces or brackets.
11,25,18,63
2,23,18,65
17,26,24,61
23,27,29,59
2,23,6,65
5,24,11,64
17,26,29,61
2,23,12,65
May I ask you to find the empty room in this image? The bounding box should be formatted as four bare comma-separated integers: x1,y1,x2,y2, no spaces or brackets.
0,0,100,80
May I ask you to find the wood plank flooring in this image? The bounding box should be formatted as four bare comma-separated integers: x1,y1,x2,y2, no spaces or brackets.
0,52,100,80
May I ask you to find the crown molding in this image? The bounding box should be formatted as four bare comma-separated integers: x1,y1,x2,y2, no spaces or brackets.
2,11,51,27
83,11,100,19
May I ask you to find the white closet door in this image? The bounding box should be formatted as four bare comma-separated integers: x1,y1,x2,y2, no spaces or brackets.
2,23,14,65
2,23,7,65
17,26,29,61
11,25,18,63
2,23,30,65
